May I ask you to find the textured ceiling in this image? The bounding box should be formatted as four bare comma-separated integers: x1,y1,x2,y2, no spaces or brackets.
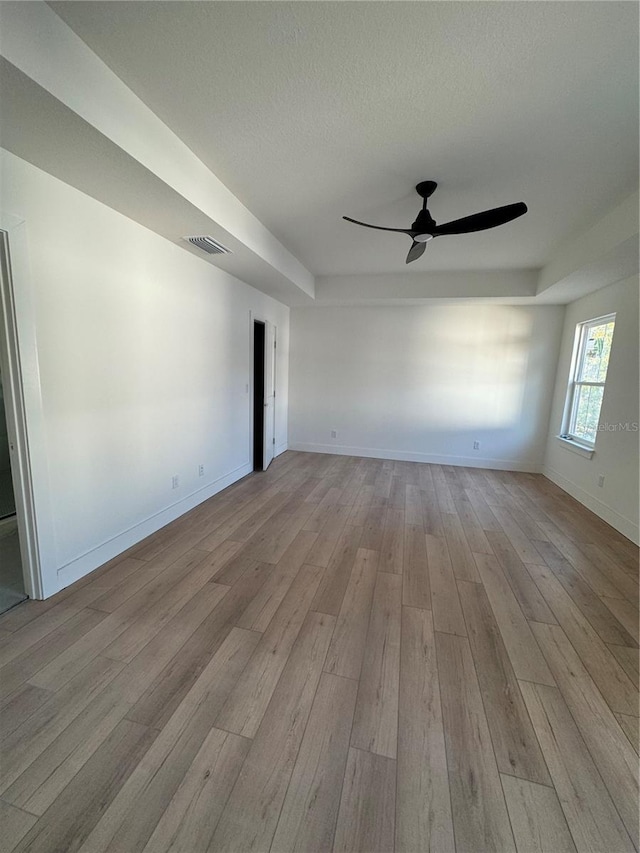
50,1,638,276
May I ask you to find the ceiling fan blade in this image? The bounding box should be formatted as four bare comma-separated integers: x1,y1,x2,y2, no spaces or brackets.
406,240,427,264
432,202,527,236
343,216,413,235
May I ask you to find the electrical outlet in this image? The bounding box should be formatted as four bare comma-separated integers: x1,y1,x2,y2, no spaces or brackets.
473,440,480,450
172,475,179,490
597,474,605,487
331,429,337,439
198,464,205,477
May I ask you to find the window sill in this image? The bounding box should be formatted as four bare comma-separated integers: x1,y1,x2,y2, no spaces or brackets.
556,436,595,459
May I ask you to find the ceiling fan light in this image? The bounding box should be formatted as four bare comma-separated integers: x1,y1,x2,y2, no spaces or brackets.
414,233,434,243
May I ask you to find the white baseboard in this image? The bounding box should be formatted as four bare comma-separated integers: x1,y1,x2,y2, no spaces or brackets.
56,461,253,590
543,465,639,545
275,442,288,458
287,442,541,473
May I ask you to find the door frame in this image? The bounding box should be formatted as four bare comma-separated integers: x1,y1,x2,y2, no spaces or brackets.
248,310,277,472
0,214,55,599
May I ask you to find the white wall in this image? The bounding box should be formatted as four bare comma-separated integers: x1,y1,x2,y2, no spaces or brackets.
1,150,290,595
289,303,564,472
543,275,639,543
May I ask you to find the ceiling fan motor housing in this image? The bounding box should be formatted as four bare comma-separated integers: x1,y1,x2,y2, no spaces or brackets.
412,209,437,234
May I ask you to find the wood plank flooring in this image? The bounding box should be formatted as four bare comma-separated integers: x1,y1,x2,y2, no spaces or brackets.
0,451,638,852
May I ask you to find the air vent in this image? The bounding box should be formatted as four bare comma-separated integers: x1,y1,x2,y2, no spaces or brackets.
184,235,231,256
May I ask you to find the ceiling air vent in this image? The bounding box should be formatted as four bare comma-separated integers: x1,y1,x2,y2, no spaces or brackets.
184,235,231,256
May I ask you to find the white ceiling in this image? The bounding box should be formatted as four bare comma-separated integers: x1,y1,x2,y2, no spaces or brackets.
49,1,638,278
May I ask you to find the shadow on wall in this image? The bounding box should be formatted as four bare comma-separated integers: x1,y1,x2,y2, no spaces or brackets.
357,305,534,429
413,305,533,429
290,302,563,467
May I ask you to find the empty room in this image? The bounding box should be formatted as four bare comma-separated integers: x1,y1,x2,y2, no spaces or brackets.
0,2,638,852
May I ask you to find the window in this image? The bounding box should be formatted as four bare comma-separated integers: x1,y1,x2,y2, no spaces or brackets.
562,314,615,448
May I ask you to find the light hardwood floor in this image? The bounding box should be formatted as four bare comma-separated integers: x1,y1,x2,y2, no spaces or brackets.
0,451,638,852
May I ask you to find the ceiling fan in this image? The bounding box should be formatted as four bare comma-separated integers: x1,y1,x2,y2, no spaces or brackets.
343,181,527,264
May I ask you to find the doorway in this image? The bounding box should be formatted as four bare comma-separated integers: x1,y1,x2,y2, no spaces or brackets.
252,319,276,472
253,321,265,471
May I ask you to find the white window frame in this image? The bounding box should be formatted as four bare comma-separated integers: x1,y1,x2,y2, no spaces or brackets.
560,313,616,452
